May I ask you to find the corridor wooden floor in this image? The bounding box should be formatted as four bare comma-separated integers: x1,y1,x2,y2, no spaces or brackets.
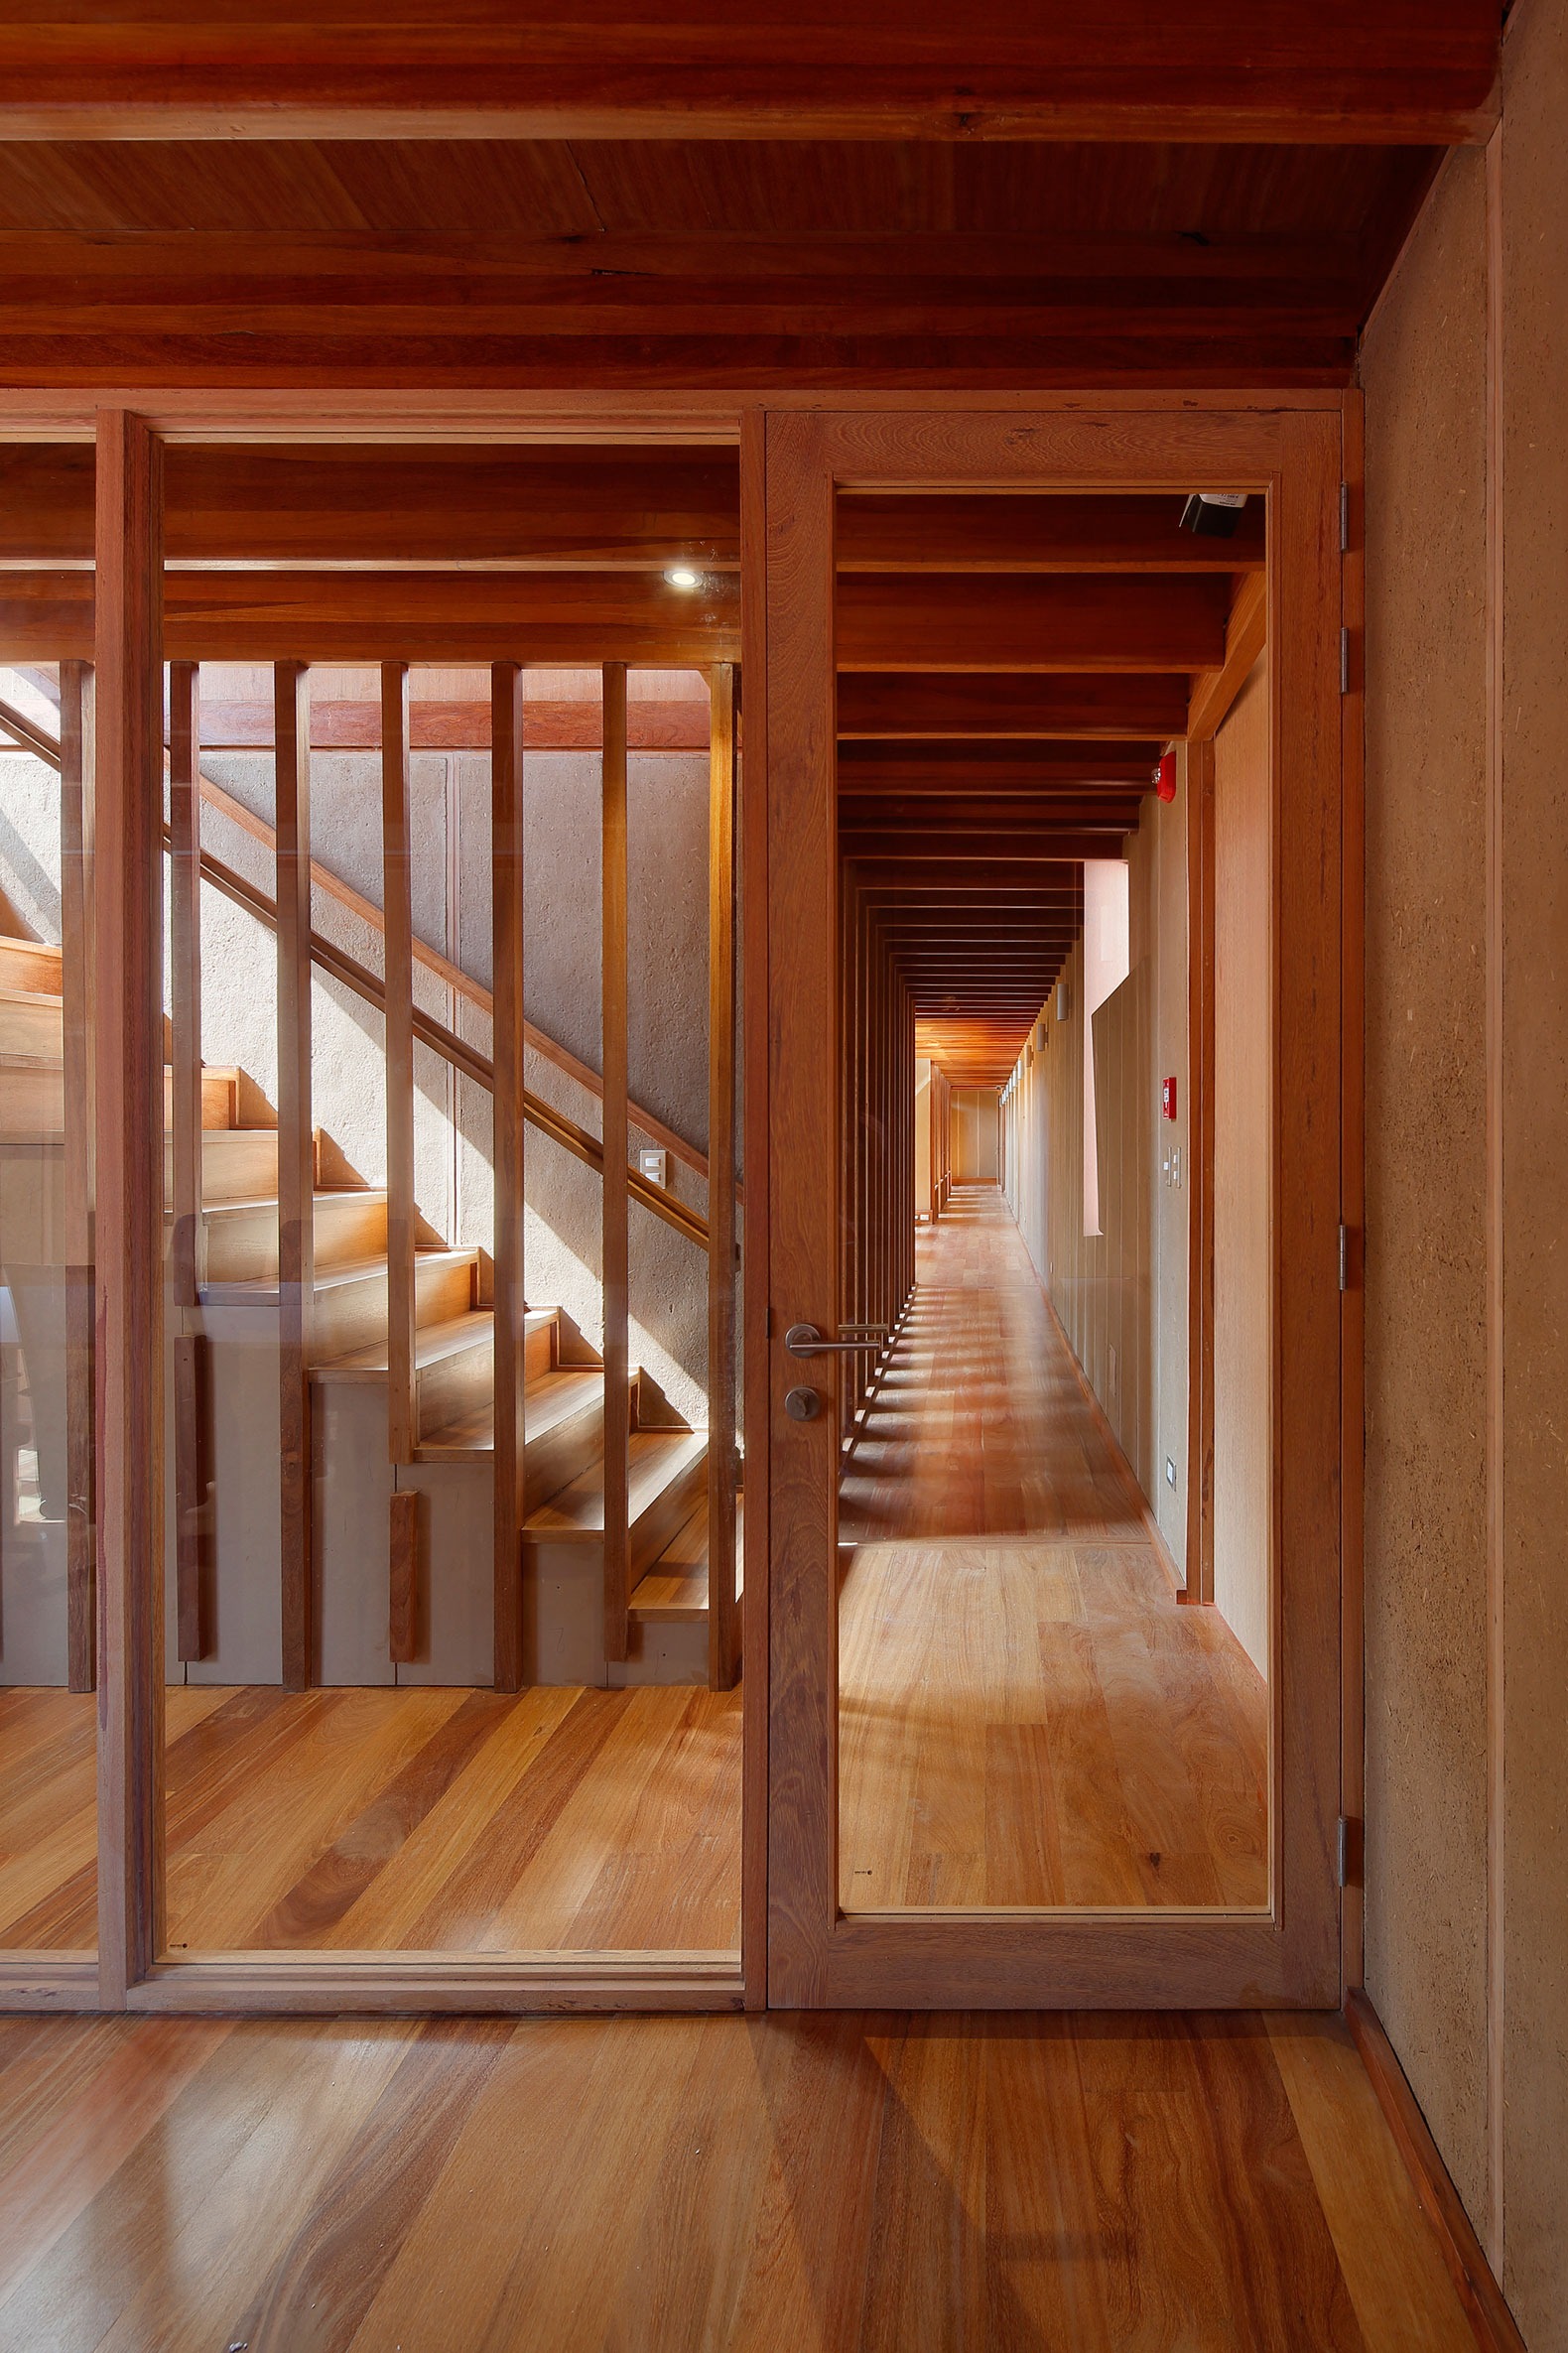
839,1185,1269,1911
0,1680,740,1954
0,2005,1477,2352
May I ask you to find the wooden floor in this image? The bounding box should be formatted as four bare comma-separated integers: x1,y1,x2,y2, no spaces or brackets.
839,1185,1269,1910
0,2004,1477,2351
0,1680,740,1954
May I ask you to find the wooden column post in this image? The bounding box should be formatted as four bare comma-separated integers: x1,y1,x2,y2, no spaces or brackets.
169,659,208,1663
707,663,739,1690
59,660,96,1694
1186,734,1217,1604
275,660,315,1691
381,661,416,1469
491,661,527,1692
601,660,631,1664
93,408,165,2000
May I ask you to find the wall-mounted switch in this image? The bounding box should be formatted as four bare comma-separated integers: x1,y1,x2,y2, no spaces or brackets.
638,1146,668,1189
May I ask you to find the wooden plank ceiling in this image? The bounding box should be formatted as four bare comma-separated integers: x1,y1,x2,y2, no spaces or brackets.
839,488,1258,1084
0,2,1502,388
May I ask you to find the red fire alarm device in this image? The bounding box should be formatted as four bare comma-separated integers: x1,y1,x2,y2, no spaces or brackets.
1161,1076,1178,1121
1154,750,1178,803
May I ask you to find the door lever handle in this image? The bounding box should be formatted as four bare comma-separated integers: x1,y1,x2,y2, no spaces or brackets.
784,1322,881,1358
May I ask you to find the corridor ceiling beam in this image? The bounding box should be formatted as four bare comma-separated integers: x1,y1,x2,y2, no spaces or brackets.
836,575,1230,673
0,10,1499,144
838,673,1191,739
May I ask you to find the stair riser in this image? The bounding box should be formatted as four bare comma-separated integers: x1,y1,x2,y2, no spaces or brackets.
0,1067,63,1134
0,998,62,1059
629,1447,710,1584
416,1336,494,1431
523,1397,604,1515
310,1253,477,1359
203,1192,388,1285
165,1130,285,1207
0,943,63,994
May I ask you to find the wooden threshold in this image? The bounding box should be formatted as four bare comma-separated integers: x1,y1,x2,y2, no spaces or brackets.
123,1953,743,2015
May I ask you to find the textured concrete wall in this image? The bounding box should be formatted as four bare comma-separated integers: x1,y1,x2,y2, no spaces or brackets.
1361,141,1493,2238
1363,4,1568,2333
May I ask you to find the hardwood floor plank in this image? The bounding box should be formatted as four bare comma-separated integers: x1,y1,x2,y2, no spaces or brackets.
838,1186,1268,1911
1267,2014,1477,2353
0,2010,1486,2351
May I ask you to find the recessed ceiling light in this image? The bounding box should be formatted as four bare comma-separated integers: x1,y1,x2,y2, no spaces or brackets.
663,564,702,589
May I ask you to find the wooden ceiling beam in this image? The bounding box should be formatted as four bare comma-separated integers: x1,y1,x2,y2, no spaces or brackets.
838,741,1160,789
839,672,1190,739
844,832,1126,862
838,492,1264,575
0,12,1500,143
841,795,1144,831
0,568,738,664
0,444,738,570
837,573,1229,673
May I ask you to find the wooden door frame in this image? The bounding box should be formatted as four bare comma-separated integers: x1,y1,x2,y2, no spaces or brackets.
760,400,1348,2011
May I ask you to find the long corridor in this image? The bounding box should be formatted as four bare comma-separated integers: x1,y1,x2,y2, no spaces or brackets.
838,1184,1269,1911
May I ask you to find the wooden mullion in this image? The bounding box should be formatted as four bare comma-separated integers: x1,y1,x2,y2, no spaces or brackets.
601,661,631,1664
1185,733,1218,1604
168,658,207,1664
491,660,527,1693
59,659,96,1694
93,407,166,2000
274,659,315,1692
706,663,739,1690
381,660,416,1467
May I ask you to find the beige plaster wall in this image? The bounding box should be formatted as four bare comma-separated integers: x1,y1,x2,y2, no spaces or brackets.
1362,2,1568,2332
1000,783,1187,1569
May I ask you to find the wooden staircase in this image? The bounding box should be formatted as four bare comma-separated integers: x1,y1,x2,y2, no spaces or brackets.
0,932,733,1688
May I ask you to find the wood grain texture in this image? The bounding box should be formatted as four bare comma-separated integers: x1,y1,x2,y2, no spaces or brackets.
1185,734,1218,1605
0,2004,1484,2351
380,659,416,1469
706,663,739,1691
766,406,1343,2010
57,659,96,1697
737,406,769,2010
1339,389,1367,1994
387,1490,419,1667
838,1187,1267,1912
273,660,315,1693
600,663,631,1665
92,407,165,2001
490,662,527,1694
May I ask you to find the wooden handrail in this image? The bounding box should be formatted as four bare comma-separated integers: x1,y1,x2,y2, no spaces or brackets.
2,687,711,1248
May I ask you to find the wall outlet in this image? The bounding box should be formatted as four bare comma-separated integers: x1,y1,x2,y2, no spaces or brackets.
637,1146,668,1189
1165,1456,1178,1491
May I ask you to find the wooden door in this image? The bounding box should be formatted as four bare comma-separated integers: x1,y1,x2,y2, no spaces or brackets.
762,404,1346,2008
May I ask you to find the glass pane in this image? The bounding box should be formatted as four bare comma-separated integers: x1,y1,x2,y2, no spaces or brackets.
0,634,97,1955
834,486,1270,1912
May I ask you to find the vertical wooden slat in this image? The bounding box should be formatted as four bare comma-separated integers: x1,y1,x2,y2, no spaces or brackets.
59,659,96,1694
601,660,631,1664
737,405,769,2010
707,663,739,1690
1186,733,1218,1604
93,407,165,2000
381,661,416,1468
168,659,206,1664
491,660,527,1693
275,659,315,1692
388,1486,419,1665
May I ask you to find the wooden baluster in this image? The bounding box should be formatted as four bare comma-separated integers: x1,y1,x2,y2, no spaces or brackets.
382,661,416,1469
275,660,315,1692
601,661,630,1664
491,661,527,1692
59,659,96,1694
169,658,208,1664
93,408,166,1999
707,663,739,1690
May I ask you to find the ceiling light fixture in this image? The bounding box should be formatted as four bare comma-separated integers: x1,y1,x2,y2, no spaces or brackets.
663,564,702,589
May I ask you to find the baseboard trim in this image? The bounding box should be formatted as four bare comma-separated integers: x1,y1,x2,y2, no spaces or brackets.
1345,1990,1526,2353
1032,1273,1186,1600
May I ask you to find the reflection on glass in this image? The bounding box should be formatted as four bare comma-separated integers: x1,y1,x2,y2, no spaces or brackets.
834,488,1270,1913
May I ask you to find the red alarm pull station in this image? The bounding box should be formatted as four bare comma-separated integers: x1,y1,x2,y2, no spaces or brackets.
1154,750,1178,803
1161,1076,1178,1121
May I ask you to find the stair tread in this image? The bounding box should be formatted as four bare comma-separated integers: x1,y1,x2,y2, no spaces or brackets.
201,1184,389,1219
527,1427,708,1542
418,1363,606,1460
203,1242,478,1305
317,1304,558,1377
630,1494,746,1620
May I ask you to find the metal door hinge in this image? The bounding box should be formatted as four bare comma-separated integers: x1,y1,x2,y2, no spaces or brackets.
1340,481,1351,553
1337,1816,1363,1889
